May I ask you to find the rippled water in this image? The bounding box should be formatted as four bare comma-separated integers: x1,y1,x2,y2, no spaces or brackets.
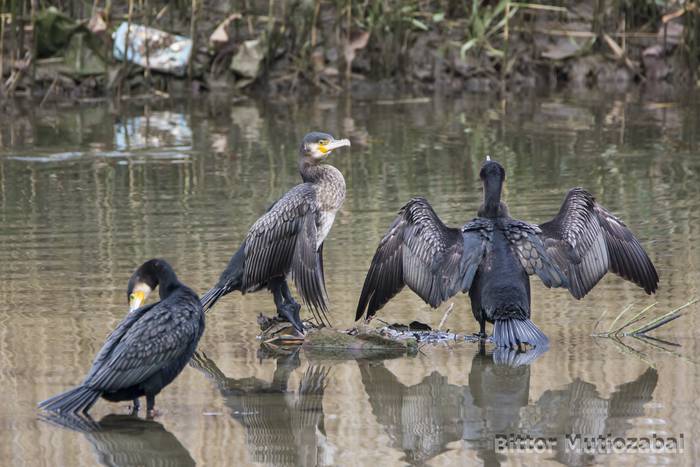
0,92,698,466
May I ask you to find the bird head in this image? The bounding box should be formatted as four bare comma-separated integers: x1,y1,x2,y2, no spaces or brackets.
126,259,168,312
477,156,509,218
299,132,351,162
479,155,506,183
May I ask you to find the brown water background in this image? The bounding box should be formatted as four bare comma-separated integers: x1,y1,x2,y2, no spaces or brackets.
0,92,699,466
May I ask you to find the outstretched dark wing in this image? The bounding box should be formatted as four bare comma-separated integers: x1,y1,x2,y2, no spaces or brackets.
355,197,487,321
538,188,658,299
84,292,202,392
243,184,328,312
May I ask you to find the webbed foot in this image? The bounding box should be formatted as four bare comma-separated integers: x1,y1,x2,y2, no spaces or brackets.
277,303,304,335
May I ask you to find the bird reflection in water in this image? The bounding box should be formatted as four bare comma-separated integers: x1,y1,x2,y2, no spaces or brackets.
359,347,658,465
39,413,195,467
190,350,333,466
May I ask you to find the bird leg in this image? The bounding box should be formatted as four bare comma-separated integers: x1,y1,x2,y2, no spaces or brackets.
146,394,158,418
473,318,488,340
270,278,304,334
129,398,140,415
281,277,332,328
280,280,302,313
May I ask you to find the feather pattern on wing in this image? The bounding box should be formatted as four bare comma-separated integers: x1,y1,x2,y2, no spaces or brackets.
538,187,659,299
356,198,487,320
502,219,568,289
84,290,203,392
242,184,328,312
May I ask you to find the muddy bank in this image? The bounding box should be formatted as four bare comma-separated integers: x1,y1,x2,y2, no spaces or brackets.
0,1,697,101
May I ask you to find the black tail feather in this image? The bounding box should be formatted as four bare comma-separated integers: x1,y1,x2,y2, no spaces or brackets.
38,386,101,415
493,319,549,349
202,244,245,312
200,286,227,312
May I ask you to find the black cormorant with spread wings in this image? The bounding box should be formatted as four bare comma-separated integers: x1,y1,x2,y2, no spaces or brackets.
38,259,205,417
355,157,658,348
200,132,350,333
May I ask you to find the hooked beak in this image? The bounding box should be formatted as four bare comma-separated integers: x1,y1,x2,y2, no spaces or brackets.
129,291,146,312
321,138,351,154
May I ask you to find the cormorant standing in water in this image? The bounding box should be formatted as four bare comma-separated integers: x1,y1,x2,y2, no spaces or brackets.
356,157,658,348
38,259,205,417
200,132,351,333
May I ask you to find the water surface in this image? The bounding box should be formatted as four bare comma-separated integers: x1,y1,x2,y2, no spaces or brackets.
0,92,698,466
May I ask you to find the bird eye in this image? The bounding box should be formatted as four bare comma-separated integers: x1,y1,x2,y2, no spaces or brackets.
129,293,136,301
319,139,329,145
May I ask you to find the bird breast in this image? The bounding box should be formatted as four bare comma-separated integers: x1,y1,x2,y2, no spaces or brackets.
312,165,346,249
316,212,337,249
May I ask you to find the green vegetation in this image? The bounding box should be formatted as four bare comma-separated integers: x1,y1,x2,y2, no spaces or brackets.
1,1,699,98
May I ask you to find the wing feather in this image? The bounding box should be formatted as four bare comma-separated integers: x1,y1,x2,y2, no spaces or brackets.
85,292,202,392
502,219,568,289
242,185,323,306
539,188,659,299
355,198,487,320
291,213,328,313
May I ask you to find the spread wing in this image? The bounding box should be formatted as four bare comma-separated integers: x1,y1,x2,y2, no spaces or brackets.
243,184,328,312
85,293,202,392
355,197,487,320
538,188,659,299
502,219,568,289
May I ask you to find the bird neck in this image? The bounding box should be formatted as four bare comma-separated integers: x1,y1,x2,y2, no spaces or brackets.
152,262,182,300
300,160,339,185
478,177,506,218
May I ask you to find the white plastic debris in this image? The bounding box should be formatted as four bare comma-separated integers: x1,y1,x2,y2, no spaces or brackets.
113,22,192,76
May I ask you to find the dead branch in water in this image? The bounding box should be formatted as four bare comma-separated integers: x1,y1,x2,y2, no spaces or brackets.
592,298,699,340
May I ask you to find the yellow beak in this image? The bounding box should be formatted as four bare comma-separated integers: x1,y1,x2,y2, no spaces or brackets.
129,291,146,312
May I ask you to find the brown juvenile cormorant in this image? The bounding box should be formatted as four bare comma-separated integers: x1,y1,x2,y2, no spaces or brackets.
200,132,351,333
355,157,658,348
38,259,205,417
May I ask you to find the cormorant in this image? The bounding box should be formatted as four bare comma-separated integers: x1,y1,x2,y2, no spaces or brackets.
200,132,351,333
356,157,659,348
38,259,205,417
